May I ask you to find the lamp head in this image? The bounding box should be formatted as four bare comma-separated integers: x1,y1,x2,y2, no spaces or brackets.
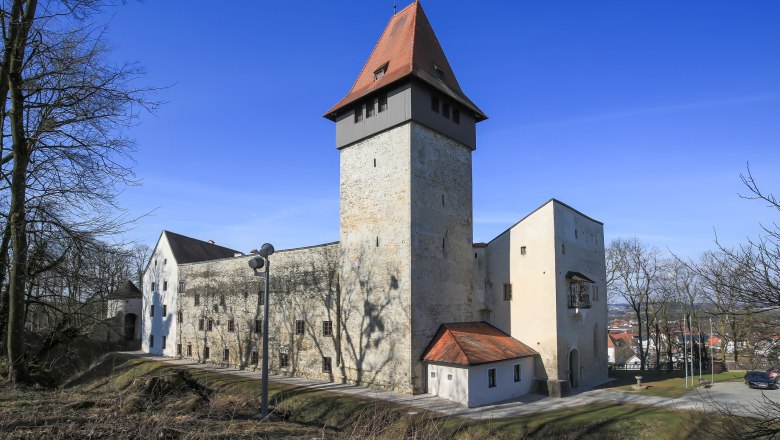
248,256,264,270
258,243,275,259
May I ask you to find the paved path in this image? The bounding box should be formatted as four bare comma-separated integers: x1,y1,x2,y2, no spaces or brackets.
123,352,777,419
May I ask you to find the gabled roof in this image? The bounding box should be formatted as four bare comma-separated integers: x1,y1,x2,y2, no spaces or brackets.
422,322,538,366
164,230,241,264
324,1,486,121
106,280,142,300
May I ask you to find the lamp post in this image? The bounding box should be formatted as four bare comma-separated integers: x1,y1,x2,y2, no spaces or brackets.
249,242,274,418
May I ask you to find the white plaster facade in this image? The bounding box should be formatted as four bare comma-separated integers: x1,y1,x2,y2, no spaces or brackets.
427,357,535,407
142,233,181,356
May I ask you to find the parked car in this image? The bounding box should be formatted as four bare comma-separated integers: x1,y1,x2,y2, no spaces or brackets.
745,371,777,389
767,367,780,381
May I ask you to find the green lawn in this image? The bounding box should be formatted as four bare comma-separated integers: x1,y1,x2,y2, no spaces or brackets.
602,369,746,398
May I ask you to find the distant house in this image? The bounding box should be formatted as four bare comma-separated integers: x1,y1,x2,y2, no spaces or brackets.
607,333,634,365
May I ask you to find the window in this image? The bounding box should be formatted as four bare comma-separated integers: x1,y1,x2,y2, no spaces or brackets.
442,102,450,119
503,283,513,301
251,351,259,364
213,304,219,312
431,96,439,113
223,349,230,362
296,320,305,335
151,282,156,292
378,95,387,112
163,305,167,317
149,335,154,347
255,319,262,334
150,305,154,317
163,258,167,265
228,319,235,332
447,374,453,380
514,364,521,382
177,310,183,324
322,357,332,373
220,294,226,306
430,371,436,378
163,281,168,292
207,318,213,331
323,321,333,336
204,346,210,359
162,336,167,349
279,353,289,368
187,343,192,356
575,229,578,239
179,281,185,293
154,259,157,267
488,368,497,388
366,100,375,118
453,108,460,124
520,246,527,255
199,318,205,331
374,63,387,81
354,104,363,123
194,294,200,306
177,343,182,355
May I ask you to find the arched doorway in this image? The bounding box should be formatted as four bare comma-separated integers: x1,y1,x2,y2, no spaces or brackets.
124,313,137,340
569,348,579,389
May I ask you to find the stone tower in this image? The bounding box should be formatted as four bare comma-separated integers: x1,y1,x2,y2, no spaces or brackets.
325,1,487,393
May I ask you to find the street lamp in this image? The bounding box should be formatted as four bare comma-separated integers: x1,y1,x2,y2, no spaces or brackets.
249,242,274,418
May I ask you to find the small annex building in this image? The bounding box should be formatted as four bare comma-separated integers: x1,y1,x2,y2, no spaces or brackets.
422,322,538,407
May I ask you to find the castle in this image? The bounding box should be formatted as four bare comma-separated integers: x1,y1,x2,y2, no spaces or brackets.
140,2,608,407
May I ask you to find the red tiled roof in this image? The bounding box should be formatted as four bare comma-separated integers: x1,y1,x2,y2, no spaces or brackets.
324,1,486,121
422,322,538,366
607,334,616,348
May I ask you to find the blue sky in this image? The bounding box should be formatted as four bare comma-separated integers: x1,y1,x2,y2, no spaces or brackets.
102,1,780,258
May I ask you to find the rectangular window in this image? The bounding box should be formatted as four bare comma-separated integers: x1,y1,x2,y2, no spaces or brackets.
431,96,439,113
430,371,436,378
280,353,289,368
366,100,375,118
220,294,226,306
562,244,566,254
223,349,229,362
199,318,205,331
453,108,460,124
255,319,262,334
179,281,185,293
520,246,527,255
442,102,450,119
488,368,497,388
323,321,333,336
177,310,183,324
514,364,521,382
150,305,154,317
503,283,513,301
204,346,210,359
187,343,192,356
447,374,453,380
228,319,235,332
151,282,156,292
163,281,168,292
207,318,213,331
177,343,182,355
374,64,387,81
322,357,332,373
296,320,305,335
251,351,259,364
149,335,154,347
213,304,219,313
378,95,387,112
163,305,167,317
162,336,167,349
194,294,200,306
354,104,363,123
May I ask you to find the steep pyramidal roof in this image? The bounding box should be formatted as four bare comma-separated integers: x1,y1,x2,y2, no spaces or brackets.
324,1,486,121
422,322,538,366
107,280,142,300
164,230,241,264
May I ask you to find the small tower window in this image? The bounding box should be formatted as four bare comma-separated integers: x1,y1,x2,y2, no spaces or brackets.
378,95,387,112
521,246,527,255
431,96,439,113
366,99,375,118
354,104,364,123
503,283,513,301
442,102,450,119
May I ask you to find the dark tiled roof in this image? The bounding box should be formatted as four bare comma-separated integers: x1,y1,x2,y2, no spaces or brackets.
422,322,538,366
107,280,142,299
324,1,486,121
164,230,240,264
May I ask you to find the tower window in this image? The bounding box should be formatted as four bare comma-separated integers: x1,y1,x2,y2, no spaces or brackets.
220,294,226,306
194,294,200,306
431,96,439,113
376,236,379,247
373,158,376,167
296,320,305,335
228,319,235,332
163,281,168,291
503,283,513,301
378,95,387,112
207,318,213,331
279,353,290,368
255,319,262,334
354,104,363,123
453,108,460,124
521,246,527,255
204,346,210,359
323,320,333,336
366,99,375,118
223,348,230,362
323,356,332,373
199,318,204,331
251,351,259,364
442,102,450,119
187,343,192,356
178,281,185,293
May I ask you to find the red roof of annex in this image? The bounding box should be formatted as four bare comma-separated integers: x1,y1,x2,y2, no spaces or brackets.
422,322,538,366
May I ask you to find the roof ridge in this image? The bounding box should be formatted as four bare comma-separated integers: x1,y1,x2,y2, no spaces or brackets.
408,1,418,73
